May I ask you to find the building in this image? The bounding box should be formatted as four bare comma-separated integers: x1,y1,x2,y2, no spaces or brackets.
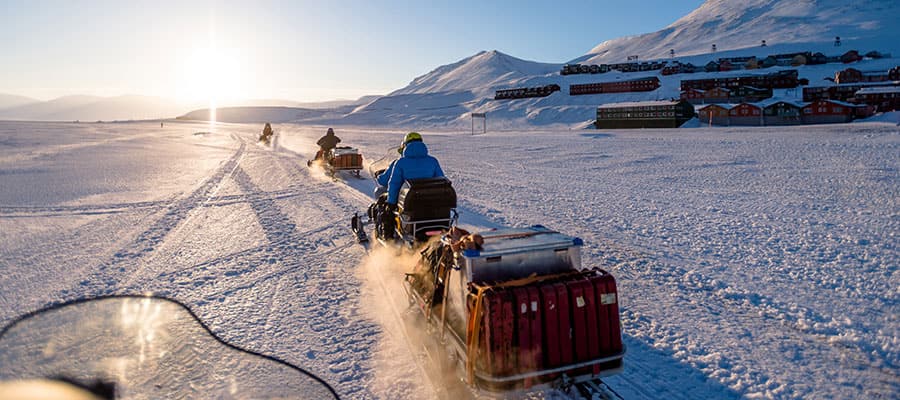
854,86,900,111
704,87,732,103
681,70,801,91
681,88,706,104
495,84,561,100
762,100,805,125
835,68,894,84
801,100,855,124
840,50,862,64
570,77,661,95
697,104,734,126
731,86,773,102
595,100,696,129
728,103,764,126
682,86,772,105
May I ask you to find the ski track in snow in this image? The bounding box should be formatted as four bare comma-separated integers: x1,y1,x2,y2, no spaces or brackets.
1,121,898,399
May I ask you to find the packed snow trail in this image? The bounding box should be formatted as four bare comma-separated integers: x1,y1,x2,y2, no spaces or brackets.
1,122,410,399
2,121,898,399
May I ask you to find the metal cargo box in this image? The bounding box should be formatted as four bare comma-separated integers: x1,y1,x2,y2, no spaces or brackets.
461,226,582,284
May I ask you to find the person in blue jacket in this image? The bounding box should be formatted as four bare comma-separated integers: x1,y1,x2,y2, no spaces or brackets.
376,132,444,239
386,132,444,204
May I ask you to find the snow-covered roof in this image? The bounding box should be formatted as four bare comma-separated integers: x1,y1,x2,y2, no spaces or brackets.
808,99,859,107
598,100,683,109
697,103,737,110
758,98,807,108
855,86,900,94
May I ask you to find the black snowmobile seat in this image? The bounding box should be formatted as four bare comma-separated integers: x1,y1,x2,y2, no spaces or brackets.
397,177,457,221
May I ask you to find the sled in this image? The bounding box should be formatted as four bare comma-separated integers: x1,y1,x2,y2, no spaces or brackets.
307,146,364,178
402,225,625,393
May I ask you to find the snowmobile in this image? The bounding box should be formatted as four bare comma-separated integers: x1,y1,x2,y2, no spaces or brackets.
349,167,626,394
351,176,457,248
403,226,626,394
307,146,364,178
0,296,339,399
259,123,274,145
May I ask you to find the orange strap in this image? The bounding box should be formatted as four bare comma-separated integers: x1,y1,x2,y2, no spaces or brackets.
465,285,489,384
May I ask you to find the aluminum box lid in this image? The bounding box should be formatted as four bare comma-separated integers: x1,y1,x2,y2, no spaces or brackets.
462,225,583,259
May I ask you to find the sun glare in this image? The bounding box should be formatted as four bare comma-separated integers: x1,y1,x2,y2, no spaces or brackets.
177,45,244,110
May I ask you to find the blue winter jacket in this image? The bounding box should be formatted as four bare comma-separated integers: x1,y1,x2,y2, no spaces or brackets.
386,141,445,204
376,159,397,188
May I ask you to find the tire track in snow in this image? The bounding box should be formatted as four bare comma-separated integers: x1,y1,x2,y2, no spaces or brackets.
62,134,246,298
123,137,381,399
0,200,167,217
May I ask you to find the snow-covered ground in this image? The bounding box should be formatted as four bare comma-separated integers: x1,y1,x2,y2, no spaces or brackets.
1,120,897,399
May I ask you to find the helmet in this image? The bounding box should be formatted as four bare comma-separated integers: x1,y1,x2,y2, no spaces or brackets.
398,132,422,154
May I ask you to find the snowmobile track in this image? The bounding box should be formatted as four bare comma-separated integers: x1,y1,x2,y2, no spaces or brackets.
54,133,247,300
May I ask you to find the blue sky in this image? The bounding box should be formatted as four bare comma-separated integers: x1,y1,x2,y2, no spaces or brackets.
0,0,704,102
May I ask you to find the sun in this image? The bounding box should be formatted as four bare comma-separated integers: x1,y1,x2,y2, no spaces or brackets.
177,45,245,106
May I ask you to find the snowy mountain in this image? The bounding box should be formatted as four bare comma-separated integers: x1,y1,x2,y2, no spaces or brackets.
332,0,900,130
177,95,381,124
389,50,560,97
8,0,896,128
178,106,333,124
341,50,567,128
576,0,900,64
0,95,194,121
0,93,38,110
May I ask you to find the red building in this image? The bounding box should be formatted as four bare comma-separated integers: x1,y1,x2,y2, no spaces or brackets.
801,100,854,124
728,103,763,126
681,70,801,91
680,88,706,103
705,87,732,103
570,77,660,95
698,104,733,126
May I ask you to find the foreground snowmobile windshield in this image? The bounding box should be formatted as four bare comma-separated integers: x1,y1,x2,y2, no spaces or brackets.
0,296,338,399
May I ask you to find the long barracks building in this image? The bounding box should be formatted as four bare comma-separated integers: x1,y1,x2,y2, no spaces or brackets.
595,100,696,129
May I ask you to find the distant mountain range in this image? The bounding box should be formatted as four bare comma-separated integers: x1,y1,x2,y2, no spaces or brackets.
338,0,900,129
3,0,898,126
0,94,380,122
0,95,193,122
0,93,38,110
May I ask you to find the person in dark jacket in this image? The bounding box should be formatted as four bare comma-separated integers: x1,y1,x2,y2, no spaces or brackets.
259,122,274,144
316,128,341,159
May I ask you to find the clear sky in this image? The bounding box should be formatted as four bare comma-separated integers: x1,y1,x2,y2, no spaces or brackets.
0,0,704,103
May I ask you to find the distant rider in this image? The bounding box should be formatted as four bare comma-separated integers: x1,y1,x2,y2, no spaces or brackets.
260,122,274,143
375,132,445,239
316,128,341,159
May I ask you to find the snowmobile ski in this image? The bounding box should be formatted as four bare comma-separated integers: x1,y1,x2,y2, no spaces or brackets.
351,213,369,243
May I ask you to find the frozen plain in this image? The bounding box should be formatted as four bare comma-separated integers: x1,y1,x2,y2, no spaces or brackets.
0,119,897,399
